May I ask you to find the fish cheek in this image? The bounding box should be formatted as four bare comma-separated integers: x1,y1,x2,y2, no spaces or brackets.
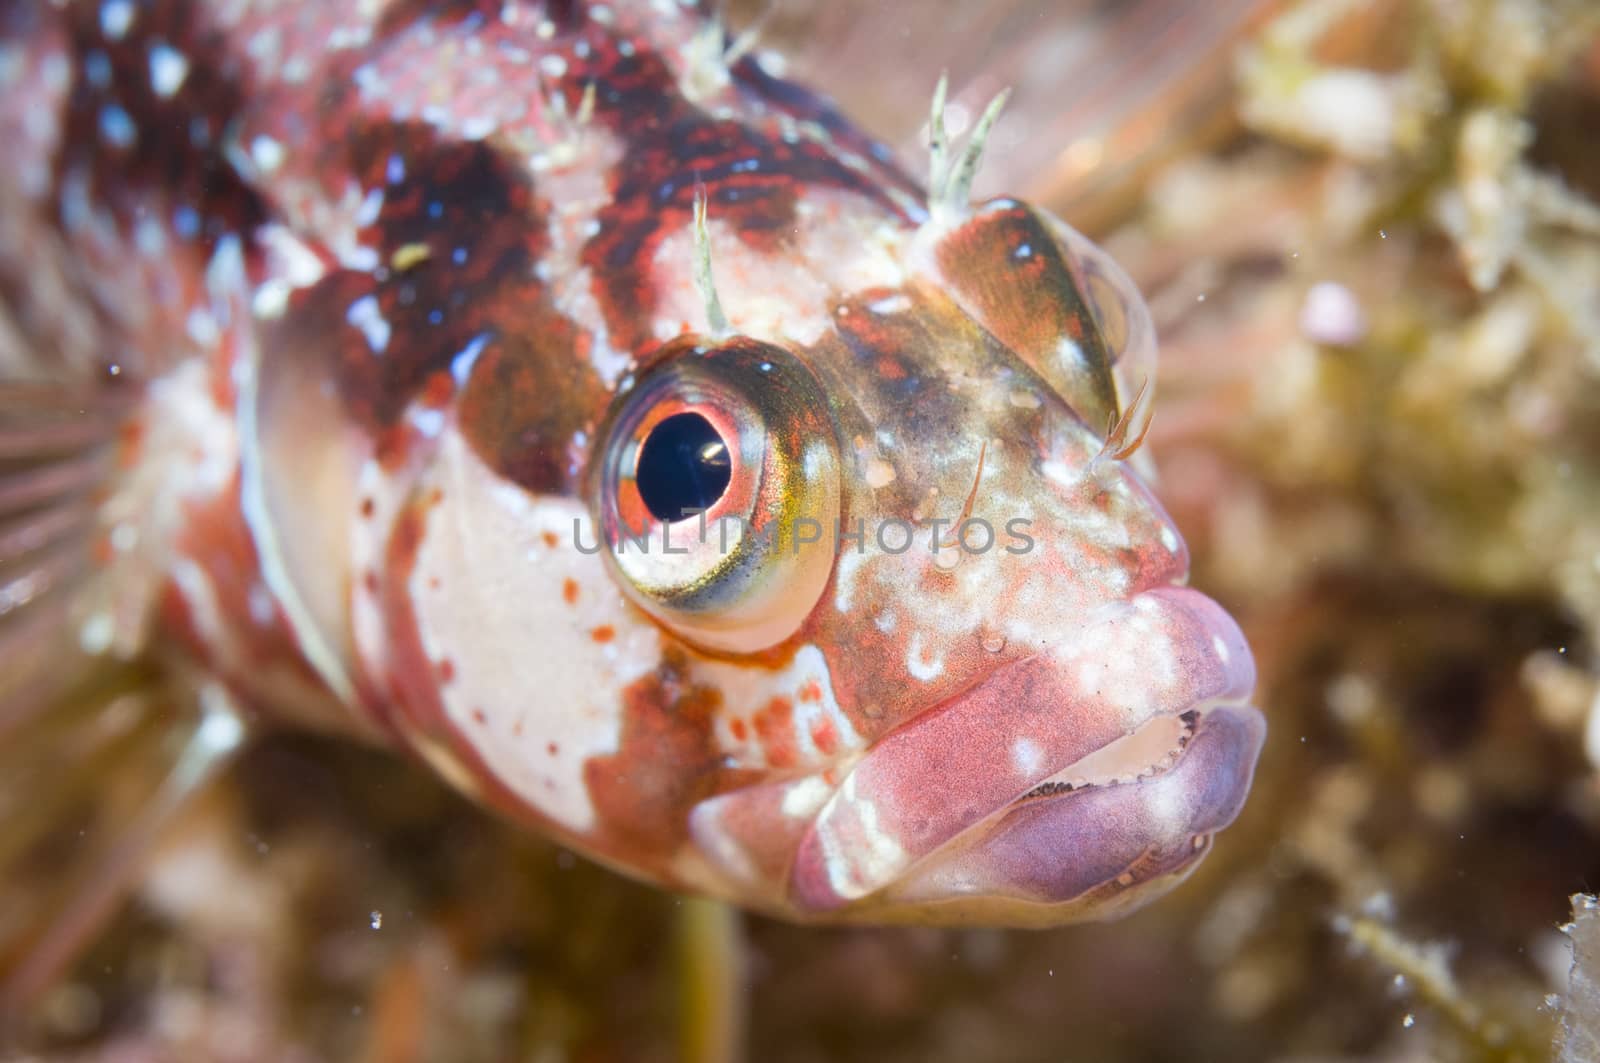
368,427,668,853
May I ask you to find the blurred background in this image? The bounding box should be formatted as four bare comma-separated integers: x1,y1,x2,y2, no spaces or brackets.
7,0,1600,1059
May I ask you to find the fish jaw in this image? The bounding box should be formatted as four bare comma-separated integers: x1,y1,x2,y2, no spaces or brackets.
784,585,1263,925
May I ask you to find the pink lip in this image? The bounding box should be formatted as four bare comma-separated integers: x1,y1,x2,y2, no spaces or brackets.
788,586,1264,916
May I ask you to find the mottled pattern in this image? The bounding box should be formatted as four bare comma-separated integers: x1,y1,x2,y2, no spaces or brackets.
4,0,1264,926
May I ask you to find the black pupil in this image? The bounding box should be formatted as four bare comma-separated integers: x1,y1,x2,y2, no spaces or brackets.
635,412,732,523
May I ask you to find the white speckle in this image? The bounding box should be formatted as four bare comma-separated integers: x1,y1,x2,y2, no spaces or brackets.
249,135,285,174
461,115,497,141
540,54,568,78
79,612,115,655
369,910,383,930
1011,737,1044,777
409,406,444,437
253,279,291,319
354,186,385,227
536,18,556,38
339,246,378,273
867,293,911,316
353,62,382,94
780,776,832,818
98,104,136,148
1159,525,1181,554
185,307,220,346
148,42,189,98
281,55,311,83
832,548,864,612
1212,634,1231,665
100,0,134,40
345,294,390,354
874,611,897,633
1401,1013,1414,1029
906,633,944,682
134,216,165,257
1055,338,1085,369
1041,458,1077,487
450,333,491,387
327,24,373,50
110,522,139,553
248,583,276,626
246,25,284,65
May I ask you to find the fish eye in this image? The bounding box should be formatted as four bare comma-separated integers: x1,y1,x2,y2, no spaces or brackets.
590,337,841,655
635,412,733,523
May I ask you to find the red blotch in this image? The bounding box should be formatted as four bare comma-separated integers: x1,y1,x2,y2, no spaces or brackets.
810,718,839,757
471,707,488,725
117,420,146,470
541,530,560,549
798,679,822,703
419,369,454,408
590,624,615,643
582,654,728,863
562,578,579,605
729,718,748,741
547,741,559,756
436,658,455,682
360,497,375,518
753,696,797,769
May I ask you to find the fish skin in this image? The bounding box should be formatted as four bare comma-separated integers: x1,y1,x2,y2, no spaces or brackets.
1,0,1264,925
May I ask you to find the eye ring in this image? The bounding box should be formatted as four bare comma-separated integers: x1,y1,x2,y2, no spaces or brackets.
590,336,841,654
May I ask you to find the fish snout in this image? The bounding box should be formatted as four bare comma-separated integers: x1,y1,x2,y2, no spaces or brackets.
787,586,1264,924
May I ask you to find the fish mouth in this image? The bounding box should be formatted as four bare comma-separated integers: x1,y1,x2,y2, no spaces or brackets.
787,586,1266,925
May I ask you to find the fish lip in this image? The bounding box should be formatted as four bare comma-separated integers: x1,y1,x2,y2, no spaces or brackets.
880,697,1265,919
787,586,1264,918
1005,705,1208,807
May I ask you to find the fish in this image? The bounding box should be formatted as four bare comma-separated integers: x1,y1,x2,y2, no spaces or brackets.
0,0,1265,958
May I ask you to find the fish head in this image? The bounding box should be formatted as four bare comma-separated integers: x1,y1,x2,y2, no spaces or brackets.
232,20,1263,925
576,195,1265,924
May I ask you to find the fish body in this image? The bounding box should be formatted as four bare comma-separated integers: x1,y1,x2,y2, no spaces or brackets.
1,0,1264,926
